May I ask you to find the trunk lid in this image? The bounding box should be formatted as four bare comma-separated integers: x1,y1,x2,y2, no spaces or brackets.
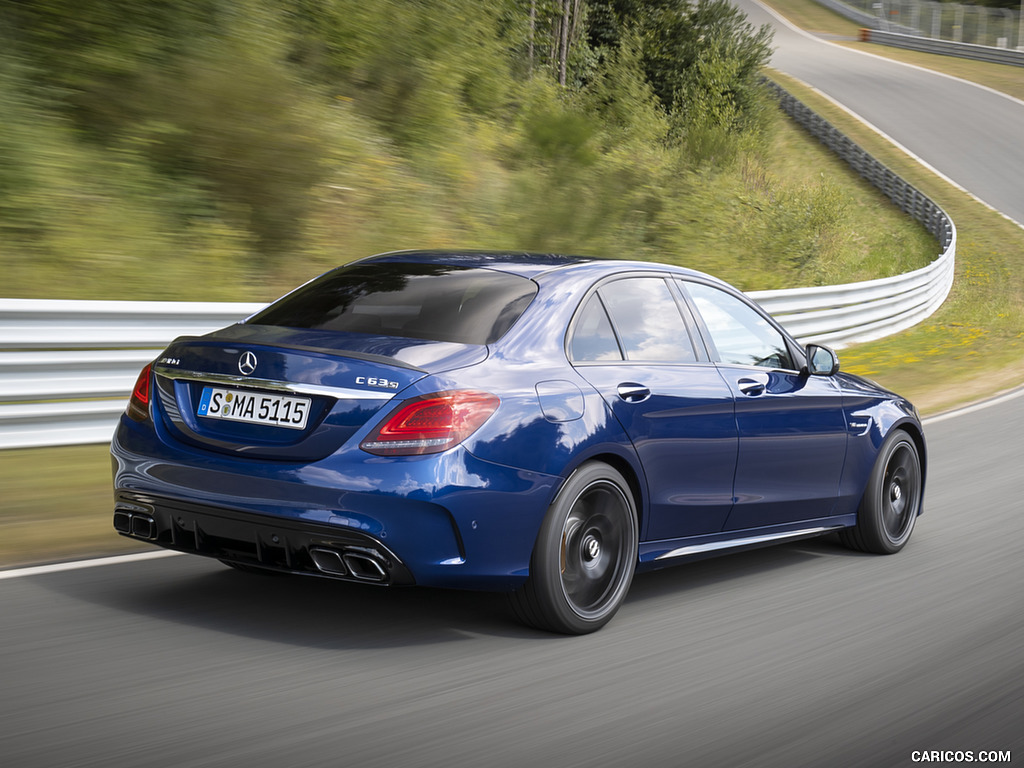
152,323,486,460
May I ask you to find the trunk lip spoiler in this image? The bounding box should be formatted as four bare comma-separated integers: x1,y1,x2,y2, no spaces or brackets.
174,332,430,373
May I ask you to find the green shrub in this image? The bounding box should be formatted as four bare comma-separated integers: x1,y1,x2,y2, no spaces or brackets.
0,0,935,302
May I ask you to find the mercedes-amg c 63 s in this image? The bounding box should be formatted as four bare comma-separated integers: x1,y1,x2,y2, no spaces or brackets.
112,251,925,634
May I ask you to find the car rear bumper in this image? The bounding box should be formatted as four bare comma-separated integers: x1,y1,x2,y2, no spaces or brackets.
114,491,416,585
112,416,563,590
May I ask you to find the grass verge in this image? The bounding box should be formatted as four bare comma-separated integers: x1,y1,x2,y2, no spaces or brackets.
0,444,146,568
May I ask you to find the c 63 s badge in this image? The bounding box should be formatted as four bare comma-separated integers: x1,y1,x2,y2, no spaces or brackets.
356,376,400,389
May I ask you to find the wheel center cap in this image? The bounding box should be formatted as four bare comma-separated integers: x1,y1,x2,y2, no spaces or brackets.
892,484,902,502
582,535,601,562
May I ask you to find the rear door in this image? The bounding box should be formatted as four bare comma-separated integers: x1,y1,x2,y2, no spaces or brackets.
569,276,738,540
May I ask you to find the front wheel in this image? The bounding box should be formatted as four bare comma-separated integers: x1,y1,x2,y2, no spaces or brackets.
509,462,639,634
841,430,922,554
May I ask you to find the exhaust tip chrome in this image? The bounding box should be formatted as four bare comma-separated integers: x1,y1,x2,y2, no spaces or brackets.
309,547,348,576
113,511,132,534
114,508,157,540
131,515,156,539
343,553,388,582
310,546,388,582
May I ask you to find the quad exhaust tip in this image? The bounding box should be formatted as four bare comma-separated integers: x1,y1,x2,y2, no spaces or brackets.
343,552,388,582
310,546,388,583
310,547,347,576
113,509,157,541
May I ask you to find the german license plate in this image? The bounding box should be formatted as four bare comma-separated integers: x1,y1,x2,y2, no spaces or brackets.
197,387,310,430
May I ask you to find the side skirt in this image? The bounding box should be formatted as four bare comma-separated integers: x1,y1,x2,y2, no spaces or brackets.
636,514,857,571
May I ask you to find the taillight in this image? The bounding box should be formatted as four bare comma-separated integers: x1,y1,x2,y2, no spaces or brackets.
360,391,500,456
126,363,153,422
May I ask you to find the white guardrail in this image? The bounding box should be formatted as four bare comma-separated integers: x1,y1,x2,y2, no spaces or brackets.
0,87,955,450
815,0,1024,67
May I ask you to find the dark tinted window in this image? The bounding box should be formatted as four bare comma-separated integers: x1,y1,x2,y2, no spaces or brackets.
250,263,537,345
598,278,696,363
569,294,622,362
684,281,794,369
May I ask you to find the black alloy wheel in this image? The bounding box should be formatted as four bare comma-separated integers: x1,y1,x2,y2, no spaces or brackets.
841,430,922,554
509,462,639,634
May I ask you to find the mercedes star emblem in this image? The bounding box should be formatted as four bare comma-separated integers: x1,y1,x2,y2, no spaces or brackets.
238,351,258,376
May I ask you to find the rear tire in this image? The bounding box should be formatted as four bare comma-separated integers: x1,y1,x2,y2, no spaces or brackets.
509,462,638,634
840,430,921,554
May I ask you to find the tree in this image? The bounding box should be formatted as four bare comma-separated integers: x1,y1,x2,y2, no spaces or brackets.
637,0,773,130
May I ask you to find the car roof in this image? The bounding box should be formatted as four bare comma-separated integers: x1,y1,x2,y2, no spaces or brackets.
354,249,719,282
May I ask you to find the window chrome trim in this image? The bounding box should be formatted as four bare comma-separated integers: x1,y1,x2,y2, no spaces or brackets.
711,360,804,376
154,366,396,400
570,359,719,368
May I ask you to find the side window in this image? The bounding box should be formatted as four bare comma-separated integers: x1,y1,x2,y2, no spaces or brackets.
598,278,696,363
569,294,623,362
684,281,794,370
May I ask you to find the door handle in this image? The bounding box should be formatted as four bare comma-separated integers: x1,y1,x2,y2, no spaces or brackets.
737,373,770,396
617,383,651,403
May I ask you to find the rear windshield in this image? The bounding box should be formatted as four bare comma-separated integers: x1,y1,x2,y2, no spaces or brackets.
249,262,538,345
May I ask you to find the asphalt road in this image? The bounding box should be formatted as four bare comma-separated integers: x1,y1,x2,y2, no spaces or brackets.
3,393,1023,768
3,12,1024,768
736,0,1024,226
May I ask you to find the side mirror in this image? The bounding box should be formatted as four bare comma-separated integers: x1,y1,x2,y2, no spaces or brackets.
806,344,840,376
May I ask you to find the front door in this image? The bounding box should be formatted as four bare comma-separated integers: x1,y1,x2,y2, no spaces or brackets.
681,280,848,531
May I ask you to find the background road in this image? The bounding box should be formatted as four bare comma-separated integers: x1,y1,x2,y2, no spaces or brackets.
3,10,1023,768
737,0,1024,226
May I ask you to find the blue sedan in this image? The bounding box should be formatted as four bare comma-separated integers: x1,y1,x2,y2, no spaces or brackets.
112,251,925,634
